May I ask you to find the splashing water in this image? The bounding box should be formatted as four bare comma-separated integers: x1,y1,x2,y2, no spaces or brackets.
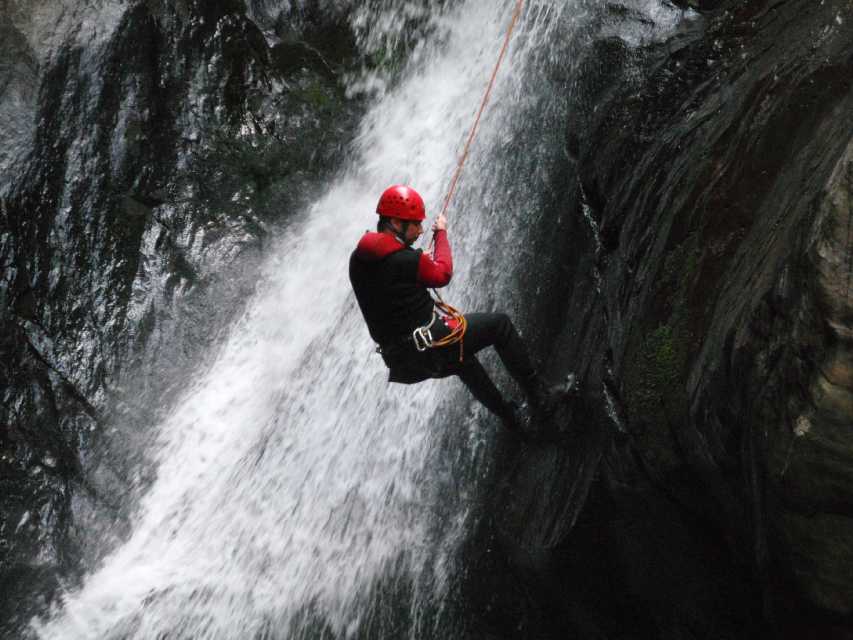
32,1,683,638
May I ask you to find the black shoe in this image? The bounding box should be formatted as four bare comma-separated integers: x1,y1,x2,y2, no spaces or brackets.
525,373,577,419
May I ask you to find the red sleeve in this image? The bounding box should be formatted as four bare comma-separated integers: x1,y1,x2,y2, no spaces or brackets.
416,230,453,287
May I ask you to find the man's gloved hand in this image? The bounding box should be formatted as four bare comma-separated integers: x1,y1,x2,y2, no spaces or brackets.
432,213,447,233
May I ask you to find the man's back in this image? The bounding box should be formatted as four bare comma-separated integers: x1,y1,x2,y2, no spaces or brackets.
349,232,434,346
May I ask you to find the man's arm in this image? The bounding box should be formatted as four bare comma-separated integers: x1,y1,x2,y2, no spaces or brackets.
416,214,452,287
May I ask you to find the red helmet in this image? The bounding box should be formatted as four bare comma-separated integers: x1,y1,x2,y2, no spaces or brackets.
376,185,426,221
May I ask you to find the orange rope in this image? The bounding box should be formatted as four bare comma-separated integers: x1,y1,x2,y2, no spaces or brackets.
429,299,468,362
426,0,525,362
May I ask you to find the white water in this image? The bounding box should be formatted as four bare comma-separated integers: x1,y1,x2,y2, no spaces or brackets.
33,1,684,638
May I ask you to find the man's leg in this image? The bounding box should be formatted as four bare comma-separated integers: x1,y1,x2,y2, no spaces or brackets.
462,313,536,385
461,312,574,418
455,356,522,431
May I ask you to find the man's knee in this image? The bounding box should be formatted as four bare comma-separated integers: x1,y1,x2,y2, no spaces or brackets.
494,312,514,342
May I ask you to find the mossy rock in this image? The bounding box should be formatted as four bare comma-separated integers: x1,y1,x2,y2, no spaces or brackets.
624,320,691,470
623,236,700,470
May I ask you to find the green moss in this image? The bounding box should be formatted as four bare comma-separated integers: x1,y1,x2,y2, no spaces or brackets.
627,322,687,420
623,235,701,469
298,82,332,109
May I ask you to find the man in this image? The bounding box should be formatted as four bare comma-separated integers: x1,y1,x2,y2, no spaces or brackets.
349,184,572,434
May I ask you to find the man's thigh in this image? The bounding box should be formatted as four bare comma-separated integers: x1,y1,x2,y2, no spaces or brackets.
461,312,508,356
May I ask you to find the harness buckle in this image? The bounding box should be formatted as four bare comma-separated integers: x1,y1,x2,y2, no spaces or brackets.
412,326,434,352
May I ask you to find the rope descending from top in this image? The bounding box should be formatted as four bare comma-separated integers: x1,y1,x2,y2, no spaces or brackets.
429,0,525,362
438,0,526,220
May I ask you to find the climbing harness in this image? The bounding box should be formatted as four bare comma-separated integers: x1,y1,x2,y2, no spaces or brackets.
425,0,525,363
429,297,467,362
413,313,437,351
376,309,461,359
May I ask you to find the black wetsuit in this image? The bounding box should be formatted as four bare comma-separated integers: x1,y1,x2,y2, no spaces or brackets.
349,229,535,418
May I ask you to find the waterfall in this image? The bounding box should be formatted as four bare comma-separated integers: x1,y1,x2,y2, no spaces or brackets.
31,1,684,638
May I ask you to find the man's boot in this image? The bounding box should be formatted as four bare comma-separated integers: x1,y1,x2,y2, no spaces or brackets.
522,372,577,420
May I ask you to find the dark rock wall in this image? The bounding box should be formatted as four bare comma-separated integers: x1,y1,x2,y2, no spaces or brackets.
475,0,852,637
609,1,852,630
0,1,362,634
2,0,852,638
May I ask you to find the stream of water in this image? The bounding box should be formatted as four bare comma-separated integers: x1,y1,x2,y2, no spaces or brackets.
31,2,684,637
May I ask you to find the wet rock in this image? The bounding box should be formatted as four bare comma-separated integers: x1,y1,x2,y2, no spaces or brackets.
0,12,37,174
469,0,853,636
763,138,853,616
3,0,850,637
552,0,853,633
0,1,364,634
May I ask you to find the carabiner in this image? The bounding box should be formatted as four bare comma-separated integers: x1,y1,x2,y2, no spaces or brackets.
413,326,434,352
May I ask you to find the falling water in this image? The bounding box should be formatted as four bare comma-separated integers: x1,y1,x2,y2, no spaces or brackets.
32,1,684,638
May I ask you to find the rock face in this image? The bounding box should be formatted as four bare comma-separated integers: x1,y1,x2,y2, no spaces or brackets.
0,1,362,634
471,0,853,637
2,0,852,638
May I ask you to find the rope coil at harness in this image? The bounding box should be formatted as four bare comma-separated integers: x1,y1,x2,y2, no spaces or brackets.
431,294,467,362
424,0,524,364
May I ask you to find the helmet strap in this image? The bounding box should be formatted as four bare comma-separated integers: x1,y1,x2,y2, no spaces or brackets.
398,221,413,246
386,218,412,246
